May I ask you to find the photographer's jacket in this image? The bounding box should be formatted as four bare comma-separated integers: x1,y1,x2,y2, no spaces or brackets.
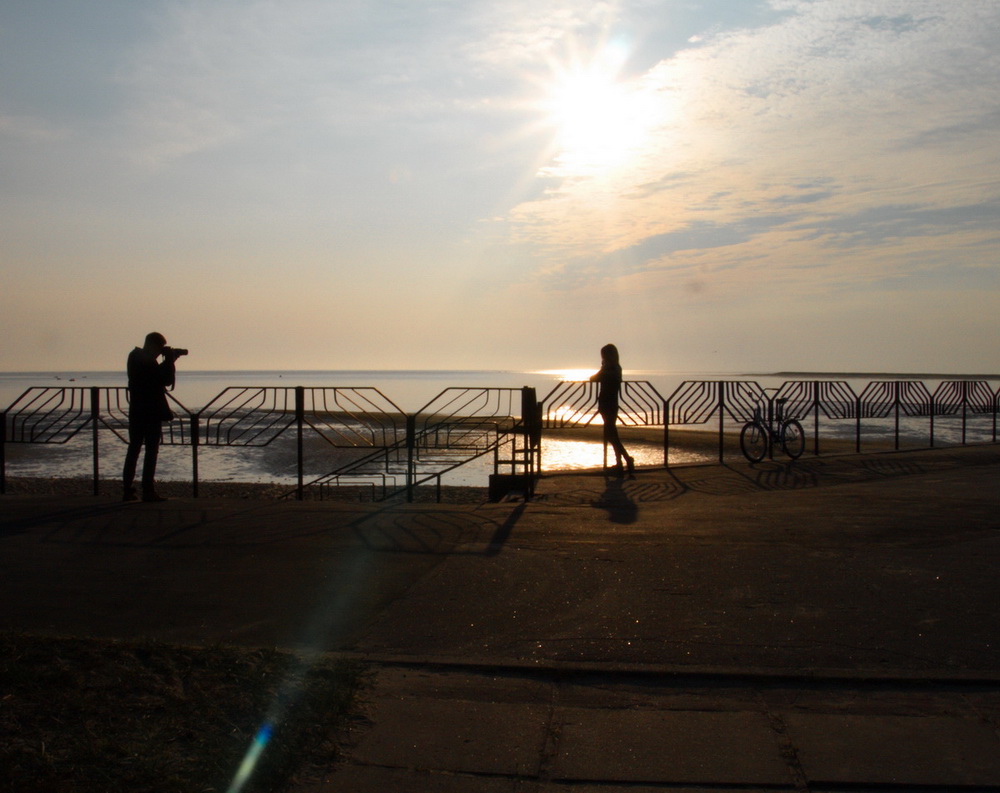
127,348,176,424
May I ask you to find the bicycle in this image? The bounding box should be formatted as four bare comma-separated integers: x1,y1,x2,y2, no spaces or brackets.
739,391,805,462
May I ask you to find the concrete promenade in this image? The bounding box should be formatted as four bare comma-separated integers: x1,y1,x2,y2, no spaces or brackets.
2,445,1000,791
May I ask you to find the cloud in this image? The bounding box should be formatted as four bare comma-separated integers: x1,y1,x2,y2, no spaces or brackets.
506,0,1000,297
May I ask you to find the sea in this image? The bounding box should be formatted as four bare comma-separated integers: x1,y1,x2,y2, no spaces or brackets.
2,369,998,488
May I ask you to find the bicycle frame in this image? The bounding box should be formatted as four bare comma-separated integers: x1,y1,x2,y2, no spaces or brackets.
742,390,804,462
751,392,786,442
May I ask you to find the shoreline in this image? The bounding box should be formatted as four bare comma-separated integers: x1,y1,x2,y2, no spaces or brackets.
0,423,879,503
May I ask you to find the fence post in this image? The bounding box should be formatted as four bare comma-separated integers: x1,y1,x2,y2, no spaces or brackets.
521,386,539,476
295,387,305,500
191,412,200,498
717,384,725,464
91,387,100,496
663,400,670,468
994,386,998,443
930,389,936,448
766,392,775,461
855,393,862,453
812,381,820,457
1,409,6,494
961,380,969,445
893,381,901,451
535,403,544,475
406,414,416,503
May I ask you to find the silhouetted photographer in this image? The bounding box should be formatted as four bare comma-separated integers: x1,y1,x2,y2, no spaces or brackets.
122,332,188,502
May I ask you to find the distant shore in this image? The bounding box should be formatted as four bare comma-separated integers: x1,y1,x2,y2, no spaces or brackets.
759,371,1000,380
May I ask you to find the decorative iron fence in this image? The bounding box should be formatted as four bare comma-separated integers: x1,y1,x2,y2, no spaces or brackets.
304,386,541,502
1,386,188,495
540,380,665,468
1,384,540,501
3,378,998,497
193,386,406,498
539,378,1000,465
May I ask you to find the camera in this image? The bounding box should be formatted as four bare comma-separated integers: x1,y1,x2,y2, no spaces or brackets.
164,346,189,360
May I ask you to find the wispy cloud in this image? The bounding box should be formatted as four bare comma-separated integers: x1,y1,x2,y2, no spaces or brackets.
508,0,1000,297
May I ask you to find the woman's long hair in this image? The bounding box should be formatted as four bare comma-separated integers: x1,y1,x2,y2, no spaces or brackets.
600,343,620,366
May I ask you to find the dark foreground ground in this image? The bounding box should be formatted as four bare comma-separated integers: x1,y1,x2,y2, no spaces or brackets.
2,445,1000,791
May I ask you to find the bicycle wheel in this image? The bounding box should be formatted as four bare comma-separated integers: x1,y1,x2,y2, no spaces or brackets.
740,421,769,462
781,419,805,459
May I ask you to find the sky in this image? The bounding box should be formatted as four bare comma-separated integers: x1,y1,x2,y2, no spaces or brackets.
2,0,999,374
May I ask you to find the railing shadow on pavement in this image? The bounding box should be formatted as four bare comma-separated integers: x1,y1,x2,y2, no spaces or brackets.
345,501,528,556
0,500,141,539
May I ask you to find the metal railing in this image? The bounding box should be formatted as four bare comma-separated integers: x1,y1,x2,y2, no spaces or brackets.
776,379,999,455
302,386,541,501
193,386,406,498
4,378,999,497
541,379,666,467
539,378,1000,465
1,386,187,495
662,380,764,464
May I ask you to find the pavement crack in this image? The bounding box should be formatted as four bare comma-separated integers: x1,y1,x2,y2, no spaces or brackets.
536,679,563,782
758,692,810,792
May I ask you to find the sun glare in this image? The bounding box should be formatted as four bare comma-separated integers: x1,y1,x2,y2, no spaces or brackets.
535,368,596,381
542,42,655,173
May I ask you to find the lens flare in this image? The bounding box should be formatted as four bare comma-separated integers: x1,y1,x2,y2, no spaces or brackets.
227,722,274,793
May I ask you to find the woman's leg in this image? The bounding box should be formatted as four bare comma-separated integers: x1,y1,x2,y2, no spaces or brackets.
601,409,633,473
601,409,628,468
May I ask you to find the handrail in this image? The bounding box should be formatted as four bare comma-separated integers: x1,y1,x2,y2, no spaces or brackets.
1,386,188,494
5,386,93,444
541,378,1000,466
194,386,405,498
3,378,999,496
542,380,665,427
300,386,540,502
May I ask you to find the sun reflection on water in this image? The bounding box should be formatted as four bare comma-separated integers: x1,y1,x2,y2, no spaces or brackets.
541,438,704,470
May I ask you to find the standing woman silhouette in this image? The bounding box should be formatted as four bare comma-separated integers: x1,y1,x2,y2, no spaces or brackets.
590,343,635,475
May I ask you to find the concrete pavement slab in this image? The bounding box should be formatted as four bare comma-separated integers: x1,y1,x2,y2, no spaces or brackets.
299,766,522,792
783,712,1000,787
549,709,792,785
5,445,1000,791
349,697,549,777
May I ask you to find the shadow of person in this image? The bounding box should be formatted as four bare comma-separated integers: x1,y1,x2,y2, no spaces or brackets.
591,476,638,525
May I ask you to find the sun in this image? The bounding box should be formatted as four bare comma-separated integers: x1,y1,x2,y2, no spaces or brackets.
542,42,653,173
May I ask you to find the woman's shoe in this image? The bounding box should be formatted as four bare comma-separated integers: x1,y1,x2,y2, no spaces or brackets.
625,455,635,474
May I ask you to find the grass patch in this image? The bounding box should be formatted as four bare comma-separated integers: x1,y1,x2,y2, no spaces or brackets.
1,633,367,793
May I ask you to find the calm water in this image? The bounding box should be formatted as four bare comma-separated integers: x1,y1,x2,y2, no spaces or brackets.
0,368,696,412
3,369,997,487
